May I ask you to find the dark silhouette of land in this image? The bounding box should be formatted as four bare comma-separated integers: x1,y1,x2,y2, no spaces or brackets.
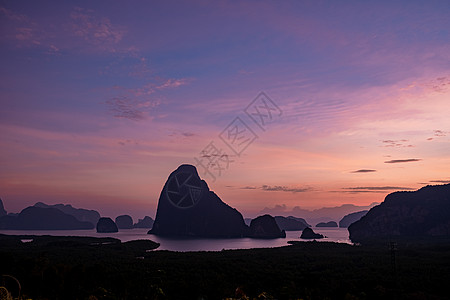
0,200,154,232
133,216,154,228
0,198,6,217
96,217,118,233
339,210,368,228
34,202,100,225
274,216,310,231
0,206,94,230
1,233,450,299
349,184,450,243
150,164,284,238
261,202,379,225
316,221,338,227
115,214,133,229
300,227,324,239
1,174,450,298
248,214,286,238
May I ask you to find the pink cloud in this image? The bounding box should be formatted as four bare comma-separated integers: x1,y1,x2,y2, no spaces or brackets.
15,27,33,41
157,78,191,90
105,96,160,121
104,76,190,121
0,5,41,46
0,5,134,55
0,6,28,22
70,7,126,52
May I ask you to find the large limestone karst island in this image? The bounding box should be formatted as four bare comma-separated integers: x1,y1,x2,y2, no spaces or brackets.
149,164,284,238
349,184,450,243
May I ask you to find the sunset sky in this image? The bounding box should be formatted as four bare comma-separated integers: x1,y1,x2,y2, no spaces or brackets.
1,1,449,220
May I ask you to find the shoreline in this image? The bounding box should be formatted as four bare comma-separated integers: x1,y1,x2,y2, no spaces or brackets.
0,227,351,251
2,233,450,299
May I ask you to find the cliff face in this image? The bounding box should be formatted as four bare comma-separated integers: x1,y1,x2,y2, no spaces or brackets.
0,198,6,217
249,215,286,238
149,165,249,238
134,216,154,228
96,217,118,233
339,210,368,228
349,184,450,243
274,216,309,231
115,215,133,229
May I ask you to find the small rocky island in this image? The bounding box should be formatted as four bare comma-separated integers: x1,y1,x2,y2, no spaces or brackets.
316,221,338,227
115,215,133,229
96,217,118,233
249,215,286,238
274,216,310,231
300,227,324,239
134,216,154,228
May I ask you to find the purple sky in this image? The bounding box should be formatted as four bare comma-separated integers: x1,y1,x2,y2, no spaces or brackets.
1,1,449,220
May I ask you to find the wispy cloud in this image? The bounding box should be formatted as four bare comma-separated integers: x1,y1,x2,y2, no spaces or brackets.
167,130,197,138
238,69,254,75
381,139,414,148
0,5,131,55
351,169,376,173
429,180,450,184
343,186,415,191
421,77,450,93
117,139,139,146
156,78,191,90
400,76,450,93
104,76,189,121
384,158,421,163
433,130,447,137
70,7,125,52
336,186,414,194
261,185,311,193
0,5,40,46
0,6,27,22
237,185,311,193
337,190,386,194
426,130,448,141
105,97,160,121
283,98,355,134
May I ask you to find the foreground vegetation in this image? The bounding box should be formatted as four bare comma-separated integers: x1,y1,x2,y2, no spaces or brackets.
1,234,450,299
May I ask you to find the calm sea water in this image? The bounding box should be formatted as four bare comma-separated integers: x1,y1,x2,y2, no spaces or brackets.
0,227,351,251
